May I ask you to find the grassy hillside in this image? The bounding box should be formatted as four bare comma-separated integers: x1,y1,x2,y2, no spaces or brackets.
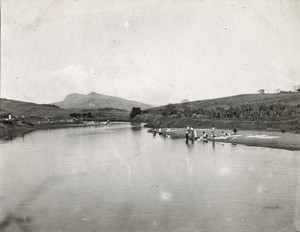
0,98,130,139
148,92,300,113
0,98,130,121
134,92,300,132
0,98,70,119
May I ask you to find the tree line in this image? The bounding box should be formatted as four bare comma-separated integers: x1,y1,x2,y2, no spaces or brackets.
70,112,92,118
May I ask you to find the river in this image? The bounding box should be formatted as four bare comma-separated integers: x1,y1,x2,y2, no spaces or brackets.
0,123,299,232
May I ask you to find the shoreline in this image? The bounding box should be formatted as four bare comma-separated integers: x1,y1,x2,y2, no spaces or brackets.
141,117,300,134
149,128,300,151
0,121,120,141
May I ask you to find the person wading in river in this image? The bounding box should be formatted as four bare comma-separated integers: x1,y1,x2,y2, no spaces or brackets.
185,129,189,143
193,128,198,140
211,125,216,137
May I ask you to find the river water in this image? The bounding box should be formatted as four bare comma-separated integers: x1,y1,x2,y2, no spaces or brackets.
0,123,299,232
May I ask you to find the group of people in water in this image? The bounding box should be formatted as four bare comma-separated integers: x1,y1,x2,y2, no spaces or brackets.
184,125,238,143
150,125,238,143
151,127,171,135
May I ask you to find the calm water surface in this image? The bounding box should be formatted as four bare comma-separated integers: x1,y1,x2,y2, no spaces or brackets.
0,123,299,232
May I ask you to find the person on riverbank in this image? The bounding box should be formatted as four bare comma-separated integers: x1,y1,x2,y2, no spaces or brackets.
193,128,198,140
211,125,216,137
190,127,195,140
233,128,238,135
153,128,158,135
202,131,208,139
185,128,190,143
158,128,163,135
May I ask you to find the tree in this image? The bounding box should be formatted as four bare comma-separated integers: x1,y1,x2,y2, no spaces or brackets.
182,105,192,117
130,107,142,119
70,113,81,118
258,89,265,94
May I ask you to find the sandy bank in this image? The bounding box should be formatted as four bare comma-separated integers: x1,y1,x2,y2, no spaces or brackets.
153,128,300,151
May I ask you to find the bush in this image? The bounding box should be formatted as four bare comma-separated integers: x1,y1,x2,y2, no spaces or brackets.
43,104,60,108
162,104,177,116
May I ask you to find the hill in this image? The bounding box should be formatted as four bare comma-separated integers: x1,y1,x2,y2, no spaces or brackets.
148,92,300,113
0,98,69,119
54,92,153,111
0,98,130,122
0,98,131,139
134,92,300,132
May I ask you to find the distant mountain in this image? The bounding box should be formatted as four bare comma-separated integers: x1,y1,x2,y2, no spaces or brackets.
53,92,153,111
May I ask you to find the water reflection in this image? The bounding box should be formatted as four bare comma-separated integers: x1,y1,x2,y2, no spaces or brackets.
185,140,195,153
212,141,216,151
0,124,299,232
130,122,143,131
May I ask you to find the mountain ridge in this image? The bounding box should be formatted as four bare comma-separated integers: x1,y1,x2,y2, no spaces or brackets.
54,92,153,111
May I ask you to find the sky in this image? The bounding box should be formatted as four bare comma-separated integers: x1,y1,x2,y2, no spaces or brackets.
1,0,300,105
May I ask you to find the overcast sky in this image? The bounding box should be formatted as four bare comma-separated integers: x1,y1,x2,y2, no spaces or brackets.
1,0,299,105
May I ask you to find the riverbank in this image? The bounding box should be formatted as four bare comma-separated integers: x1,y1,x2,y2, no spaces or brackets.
138,116,300,133
0,120,115,141
150,128,300,151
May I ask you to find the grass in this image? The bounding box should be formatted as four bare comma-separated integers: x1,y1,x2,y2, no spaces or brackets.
149,92,300,112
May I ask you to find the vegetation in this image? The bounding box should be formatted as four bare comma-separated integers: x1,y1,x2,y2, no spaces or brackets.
98,108,127,111
70,113,81,118
161,103,299,119
133,93,300,132
130,107,142,119
42,104,60,108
